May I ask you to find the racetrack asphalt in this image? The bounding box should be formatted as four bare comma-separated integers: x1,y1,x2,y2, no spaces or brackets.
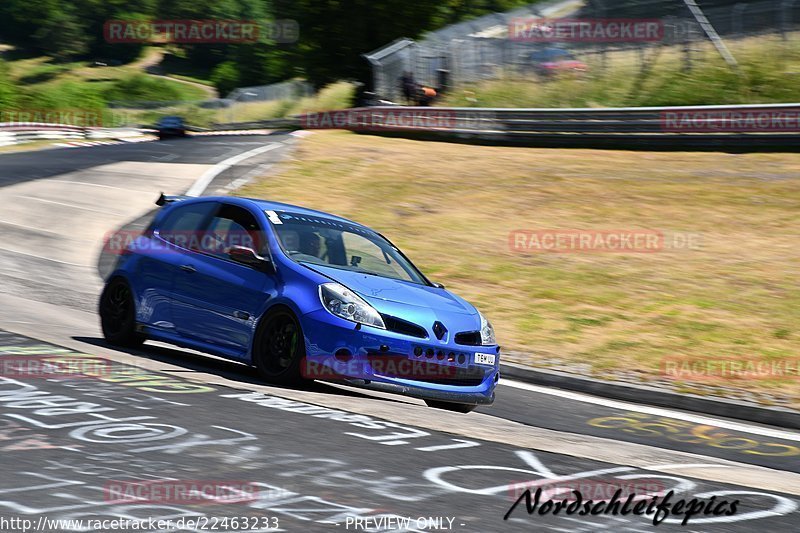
0,134,797,532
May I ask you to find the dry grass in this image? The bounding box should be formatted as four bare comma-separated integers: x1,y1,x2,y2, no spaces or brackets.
118,81,359,127
237,131,800,405
441,33,800,108
226,100,296,122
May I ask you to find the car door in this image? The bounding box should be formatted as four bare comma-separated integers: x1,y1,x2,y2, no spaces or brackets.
171,202,275,356
136,201,217,332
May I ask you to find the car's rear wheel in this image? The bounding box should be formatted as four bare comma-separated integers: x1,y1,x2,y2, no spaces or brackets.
253,307,305,385
99,278,145,347
425,400,476,414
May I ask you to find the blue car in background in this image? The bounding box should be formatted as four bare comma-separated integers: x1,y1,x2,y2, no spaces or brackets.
99,195,499,412
155,116,187,140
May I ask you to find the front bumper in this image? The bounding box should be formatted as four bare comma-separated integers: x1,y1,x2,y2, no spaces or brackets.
339,378,496,405
158,128,185,136
300,309,499,405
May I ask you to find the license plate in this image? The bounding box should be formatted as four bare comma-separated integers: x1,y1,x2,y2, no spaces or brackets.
474,352,496,366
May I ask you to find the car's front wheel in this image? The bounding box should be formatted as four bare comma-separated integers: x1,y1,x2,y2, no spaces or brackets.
425,400,476,414
99,278,145,347
253,307,305,385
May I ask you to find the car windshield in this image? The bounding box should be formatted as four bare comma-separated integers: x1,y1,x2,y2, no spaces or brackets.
266,210,428,285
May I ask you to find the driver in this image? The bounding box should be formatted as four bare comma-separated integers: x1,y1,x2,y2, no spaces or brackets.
299,231,322,258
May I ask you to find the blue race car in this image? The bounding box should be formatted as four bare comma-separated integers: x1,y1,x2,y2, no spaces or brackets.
99,195,499,412
155,116,187,140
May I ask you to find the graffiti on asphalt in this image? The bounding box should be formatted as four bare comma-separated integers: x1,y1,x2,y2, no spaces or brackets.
0,332,796,532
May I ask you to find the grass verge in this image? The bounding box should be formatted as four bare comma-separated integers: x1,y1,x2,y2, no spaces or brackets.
1,49,210,126
111,80,357,127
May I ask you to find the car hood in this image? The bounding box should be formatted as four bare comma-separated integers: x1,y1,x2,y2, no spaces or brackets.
304,263,476,315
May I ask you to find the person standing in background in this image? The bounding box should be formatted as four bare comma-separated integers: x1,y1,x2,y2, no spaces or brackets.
400,71,417,104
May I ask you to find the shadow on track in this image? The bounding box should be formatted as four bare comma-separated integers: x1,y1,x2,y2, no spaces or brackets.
72,335,413,407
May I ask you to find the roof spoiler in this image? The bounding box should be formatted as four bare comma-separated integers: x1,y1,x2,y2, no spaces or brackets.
155,193,191,206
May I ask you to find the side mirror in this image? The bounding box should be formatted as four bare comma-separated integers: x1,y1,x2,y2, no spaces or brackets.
431,282,445,289
228,246,274,273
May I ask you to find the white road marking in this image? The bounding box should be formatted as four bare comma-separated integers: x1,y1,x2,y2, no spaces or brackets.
0,246,89,267
152,153,179,161
0,219,62,235
219,163,275,192
185,142,283,197
50,180,154,194
500,379,800,442
517,449,558,478
15,195,125,216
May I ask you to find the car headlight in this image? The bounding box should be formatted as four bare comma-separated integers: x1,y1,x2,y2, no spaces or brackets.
319,283,385,329
479,311,496,345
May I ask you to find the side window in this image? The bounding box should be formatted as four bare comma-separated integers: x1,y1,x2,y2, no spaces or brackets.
157,202,217,249
275,224,329,264
202,204,264,259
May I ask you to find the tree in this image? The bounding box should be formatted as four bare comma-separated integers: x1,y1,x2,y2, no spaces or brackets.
33,5,90,61
274,0,537,87
0,61,19,109
211,61,241,95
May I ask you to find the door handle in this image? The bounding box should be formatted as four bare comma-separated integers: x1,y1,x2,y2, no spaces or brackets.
180,264,196,273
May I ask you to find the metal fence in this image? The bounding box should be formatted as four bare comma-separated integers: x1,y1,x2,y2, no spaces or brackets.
108,79,315,127
225,80,314,104
364,0,566,102
365,0,800,102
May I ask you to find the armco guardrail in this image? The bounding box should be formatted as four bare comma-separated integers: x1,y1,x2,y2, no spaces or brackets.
0,123,84,147
284,103,800,151
209,118,301,131
0,123,148,147
11,105,787,152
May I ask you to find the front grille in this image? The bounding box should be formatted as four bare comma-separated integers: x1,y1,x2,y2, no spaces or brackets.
366,348,486,386
454,331,482,346
370,356,487,387
381,315,428,339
